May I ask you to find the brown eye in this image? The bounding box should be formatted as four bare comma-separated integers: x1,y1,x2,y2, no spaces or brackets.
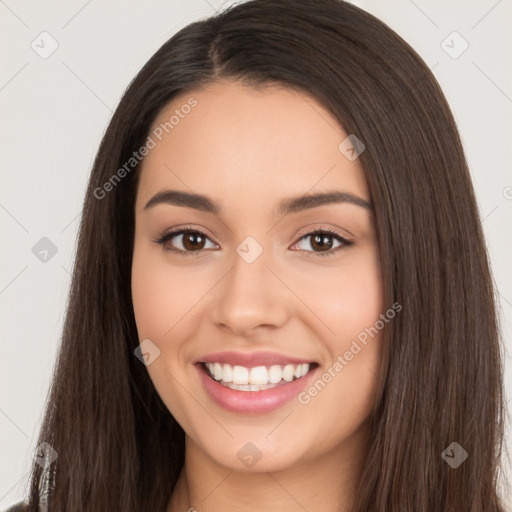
291,229,354,257
310,233,335,252
181,232,206,251
156,229,218,254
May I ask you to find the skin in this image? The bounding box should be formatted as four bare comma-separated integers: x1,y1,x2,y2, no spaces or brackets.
131,80,384,512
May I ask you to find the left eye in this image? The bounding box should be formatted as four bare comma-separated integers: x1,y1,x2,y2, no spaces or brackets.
155,228,352,256
291,230,353,256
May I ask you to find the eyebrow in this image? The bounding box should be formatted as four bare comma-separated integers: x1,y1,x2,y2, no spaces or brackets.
143,189,373,215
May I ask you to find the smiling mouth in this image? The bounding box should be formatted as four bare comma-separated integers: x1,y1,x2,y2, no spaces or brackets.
199,361,319,392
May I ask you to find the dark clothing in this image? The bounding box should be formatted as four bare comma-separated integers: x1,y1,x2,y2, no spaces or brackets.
4,502,28,512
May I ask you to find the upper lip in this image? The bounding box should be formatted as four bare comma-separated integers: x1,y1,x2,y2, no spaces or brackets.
196,351,316,368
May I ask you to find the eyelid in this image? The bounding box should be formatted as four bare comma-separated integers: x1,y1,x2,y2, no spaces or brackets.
156,224,219,243
292,222,354,241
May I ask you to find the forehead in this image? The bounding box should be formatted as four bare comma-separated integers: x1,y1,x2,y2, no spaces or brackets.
135,81,369,213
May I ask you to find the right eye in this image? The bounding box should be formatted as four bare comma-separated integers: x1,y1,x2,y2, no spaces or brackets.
154,228,218,255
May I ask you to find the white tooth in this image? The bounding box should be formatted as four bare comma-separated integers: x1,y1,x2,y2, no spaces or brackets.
258,383,277,390
283,364,295,382
233,383,257,391
232,365,249,385
222,381,278,391
213,362,223,380
249,366,269,385
268,365,283,384
210,362,310,385
222,363,233,382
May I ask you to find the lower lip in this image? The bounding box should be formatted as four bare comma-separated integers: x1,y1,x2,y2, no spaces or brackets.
196,363,318,414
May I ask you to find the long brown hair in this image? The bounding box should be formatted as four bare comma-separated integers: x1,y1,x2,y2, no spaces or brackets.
24,0,506,510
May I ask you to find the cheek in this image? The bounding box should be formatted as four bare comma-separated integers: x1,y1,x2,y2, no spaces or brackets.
297,268,383,446
131,246,201,425
131,245,207,339
316,250,383,343
131,257,171,339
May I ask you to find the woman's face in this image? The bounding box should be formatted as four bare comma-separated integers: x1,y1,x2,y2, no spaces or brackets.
132,81,383,472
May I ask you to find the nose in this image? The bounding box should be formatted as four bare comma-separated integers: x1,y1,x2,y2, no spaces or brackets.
209,246,290,338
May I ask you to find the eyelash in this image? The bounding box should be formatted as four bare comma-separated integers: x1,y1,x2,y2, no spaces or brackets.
153,226,354,258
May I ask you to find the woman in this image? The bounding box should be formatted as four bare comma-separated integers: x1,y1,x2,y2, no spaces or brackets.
10,0,507,510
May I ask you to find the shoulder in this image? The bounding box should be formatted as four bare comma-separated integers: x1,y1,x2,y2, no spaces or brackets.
3,502,29,512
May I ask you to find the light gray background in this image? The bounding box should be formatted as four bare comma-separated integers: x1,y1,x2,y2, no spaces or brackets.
1,0,511,508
